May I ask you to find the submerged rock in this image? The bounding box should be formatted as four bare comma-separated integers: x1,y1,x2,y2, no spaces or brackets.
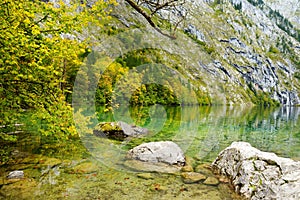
203,177,219,186
195,164,214,176
93,121,149,140
181,172,206,184
181,156,195,172
212,142,300,200
181,165,194,172
127,141,185,166
136,173,154,180
123,159,181,173
70,162,99,174
7,170,24,179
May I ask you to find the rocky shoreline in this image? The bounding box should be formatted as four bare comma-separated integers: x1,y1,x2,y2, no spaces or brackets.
212,142,300,200
4,122,299,199
122,139,300,199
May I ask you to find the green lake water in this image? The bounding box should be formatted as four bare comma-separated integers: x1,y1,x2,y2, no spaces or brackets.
1,105,300,199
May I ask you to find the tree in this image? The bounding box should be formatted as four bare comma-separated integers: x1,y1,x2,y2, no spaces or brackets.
124,0,187,39
0,0,115,141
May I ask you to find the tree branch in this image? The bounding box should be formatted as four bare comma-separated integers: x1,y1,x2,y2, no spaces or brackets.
124,0,180,39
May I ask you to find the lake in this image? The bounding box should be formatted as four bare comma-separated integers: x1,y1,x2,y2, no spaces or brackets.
1,105,300,199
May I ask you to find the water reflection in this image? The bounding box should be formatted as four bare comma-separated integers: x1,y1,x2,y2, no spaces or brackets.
95,105,300,164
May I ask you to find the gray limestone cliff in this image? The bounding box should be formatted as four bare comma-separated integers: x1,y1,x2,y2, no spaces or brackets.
107,0,300,106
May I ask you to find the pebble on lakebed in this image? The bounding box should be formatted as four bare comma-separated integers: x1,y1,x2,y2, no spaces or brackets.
203,176,220,186
136,173,154,180
181,172,207,184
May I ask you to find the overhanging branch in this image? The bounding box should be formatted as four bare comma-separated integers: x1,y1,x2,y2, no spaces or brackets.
124,0,187,39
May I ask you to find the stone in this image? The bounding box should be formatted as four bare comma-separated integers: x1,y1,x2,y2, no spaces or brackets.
127,141,185,166
212,141,300,200
218,175,230,183
195,164,214,176
185,156,195,165
7,170,24,179
181,172,206,184
203,177,219,186
181,165,194,172
181,156,194,172
70,162,99,174
123,160,181,173
93,121,149,140
136,173,154,180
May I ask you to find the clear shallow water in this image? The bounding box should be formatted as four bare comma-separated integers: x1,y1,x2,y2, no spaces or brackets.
1,105,300,199
96,105,300,162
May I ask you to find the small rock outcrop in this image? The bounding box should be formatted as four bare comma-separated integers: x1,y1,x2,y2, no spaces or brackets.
212,142,300,200
93,121,149,140
127,141,185,166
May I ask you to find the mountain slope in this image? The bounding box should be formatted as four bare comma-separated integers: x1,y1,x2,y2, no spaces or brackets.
95,0,300,106
264,0,300,29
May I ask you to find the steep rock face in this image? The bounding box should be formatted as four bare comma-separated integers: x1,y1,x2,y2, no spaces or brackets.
264,0,300,29
110,0,300,105
212,142,300,200
180,0,300,105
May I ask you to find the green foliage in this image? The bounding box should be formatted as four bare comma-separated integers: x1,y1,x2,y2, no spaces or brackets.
96,61,128,105
247,83,280,107
267,8,300,44
94,49,203,108
129,84,180,106
211,0,222,7
184,31,206,46
255,92,280,107
195,90,212,105
247,0,264,6
294,72,300,80
116,49,152,68
0,0,115,141
183,32,215,55
268,45,280,54
233,2,242,11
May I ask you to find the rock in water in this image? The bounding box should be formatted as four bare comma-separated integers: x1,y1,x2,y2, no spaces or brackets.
181,172,207,184
124,159,181,173
93,121,149,140
203,177,219,186
7,170,24,179
212,142,300,200
127,141,185,166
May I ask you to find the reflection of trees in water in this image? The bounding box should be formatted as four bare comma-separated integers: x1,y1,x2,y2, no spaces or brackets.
95,105,300,161
193,106,300,161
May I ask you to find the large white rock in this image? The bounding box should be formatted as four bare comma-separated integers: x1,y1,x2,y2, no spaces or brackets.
127,141,185,166
212,142,300,200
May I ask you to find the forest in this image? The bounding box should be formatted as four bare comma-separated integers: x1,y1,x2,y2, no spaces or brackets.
1,1,300,199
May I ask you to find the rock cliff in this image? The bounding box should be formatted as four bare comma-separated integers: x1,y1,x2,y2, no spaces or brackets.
107,0,300,105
